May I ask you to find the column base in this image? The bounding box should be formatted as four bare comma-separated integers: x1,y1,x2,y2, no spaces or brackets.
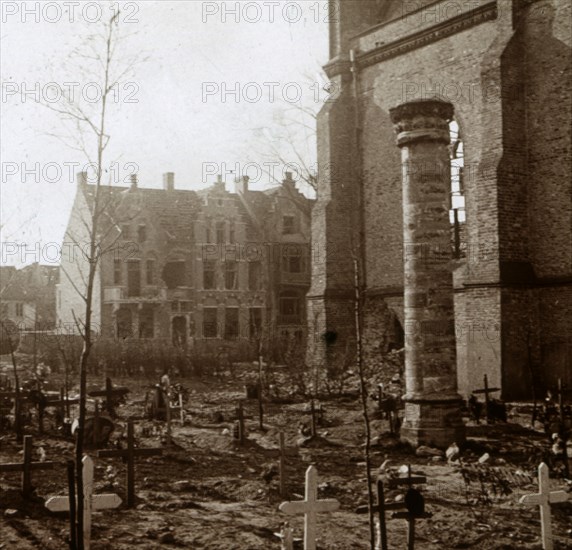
400,398,465,449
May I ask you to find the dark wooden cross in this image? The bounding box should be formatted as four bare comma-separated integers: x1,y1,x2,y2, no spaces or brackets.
0,435,58,498
97,420,162,507
472,374,501,424
387,466,431,550
88,378,129,418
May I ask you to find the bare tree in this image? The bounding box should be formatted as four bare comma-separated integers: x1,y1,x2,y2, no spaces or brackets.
40,11,145,548
238,71,328,203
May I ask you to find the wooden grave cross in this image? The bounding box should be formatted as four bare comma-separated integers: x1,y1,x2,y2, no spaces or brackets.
0,435,58,498
88,378,129,418
519,462,570,550
97,420,162,507
279,465,340,550
472,374,501,424
387,465,431,550
46,455,122,550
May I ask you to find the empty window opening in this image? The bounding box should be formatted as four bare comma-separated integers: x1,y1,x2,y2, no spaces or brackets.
162,261,186,289
282,215,295,235
224,308,239,340
203,260,216,289
127,260,141,297
203,308,218,338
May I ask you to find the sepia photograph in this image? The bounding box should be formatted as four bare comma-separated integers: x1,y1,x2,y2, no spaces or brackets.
1,1,571,548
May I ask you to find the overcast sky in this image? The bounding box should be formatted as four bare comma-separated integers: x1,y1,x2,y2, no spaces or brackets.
0,0,329,265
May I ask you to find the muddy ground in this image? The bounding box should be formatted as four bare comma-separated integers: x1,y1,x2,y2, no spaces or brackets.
1,364,571,549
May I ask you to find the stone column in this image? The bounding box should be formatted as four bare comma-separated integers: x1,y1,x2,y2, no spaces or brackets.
389,99,465,449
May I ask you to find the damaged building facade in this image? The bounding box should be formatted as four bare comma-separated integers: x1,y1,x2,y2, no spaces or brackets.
57,172,311,359
308,0,571,401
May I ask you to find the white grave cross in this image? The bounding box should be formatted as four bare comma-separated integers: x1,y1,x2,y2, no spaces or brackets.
519,462,569,550
46,455,122,550
279,465,340,550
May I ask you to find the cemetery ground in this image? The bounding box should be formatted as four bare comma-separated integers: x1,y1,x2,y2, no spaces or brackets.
1,363,571,549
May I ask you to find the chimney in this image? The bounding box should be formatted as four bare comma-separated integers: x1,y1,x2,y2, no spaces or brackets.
283,171,296,188
216,174,223,185
77,171,88,186
236,175,249,195
163,172,175,191
130,173,138,189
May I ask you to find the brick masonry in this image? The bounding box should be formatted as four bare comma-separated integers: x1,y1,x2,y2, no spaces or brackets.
308,0,571,399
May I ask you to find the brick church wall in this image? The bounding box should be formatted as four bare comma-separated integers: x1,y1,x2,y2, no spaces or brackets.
310,0,571,399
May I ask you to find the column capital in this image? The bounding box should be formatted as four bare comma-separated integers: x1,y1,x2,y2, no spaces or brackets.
389,99,453,147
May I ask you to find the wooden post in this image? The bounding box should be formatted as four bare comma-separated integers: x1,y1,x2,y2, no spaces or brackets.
65,383,70,418
165,391,172,445
407,517,416,550
97,420,162,509
179,392,184,424
236,403,245,445
67,460,77,550
279,432,286,497
60,387,66,421
93,401,100,447
22,435,32,497
376,479,388,550
280,522,294,550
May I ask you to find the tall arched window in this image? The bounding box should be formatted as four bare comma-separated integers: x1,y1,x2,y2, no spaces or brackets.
450,121,466,258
